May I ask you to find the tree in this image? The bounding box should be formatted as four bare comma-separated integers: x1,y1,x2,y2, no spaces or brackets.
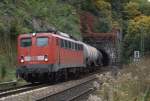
124,16,150,58
133,0,150,16
94,0,111,17
124,1,141,20
93,0,113,32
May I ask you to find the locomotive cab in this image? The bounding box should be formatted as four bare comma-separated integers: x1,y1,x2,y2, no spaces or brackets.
18,33,54,64
17,33,57,82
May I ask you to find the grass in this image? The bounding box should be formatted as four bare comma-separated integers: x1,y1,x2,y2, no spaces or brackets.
0,66,16,82
0,52,16,82
88,57,150,101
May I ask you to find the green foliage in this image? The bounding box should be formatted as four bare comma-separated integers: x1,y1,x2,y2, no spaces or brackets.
0,0,80,37
0,55,8,79
124,16,150,58
0,65,6,79
81,0,97,13
94,0,111,14
94,17,112,32
92,0,113,32
124,1,141,20
131,0,150,16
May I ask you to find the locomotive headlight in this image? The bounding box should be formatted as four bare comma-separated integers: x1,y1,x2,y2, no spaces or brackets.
20,56,24,63
44,55,48,62
44,58,48,62
32,32,36,36
20,59,24,63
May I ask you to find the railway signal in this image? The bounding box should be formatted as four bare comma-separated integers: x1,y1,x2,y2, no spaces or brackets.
133,51,140,62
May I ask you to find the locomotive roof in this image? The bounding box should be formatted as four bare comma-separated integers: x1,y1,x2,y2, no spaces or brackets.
18,33,52,37
18,32,82,44
52,33,81,44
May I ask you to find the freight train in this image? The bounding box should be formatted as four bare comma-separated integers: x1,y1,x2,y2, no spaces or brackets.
16,31,103,83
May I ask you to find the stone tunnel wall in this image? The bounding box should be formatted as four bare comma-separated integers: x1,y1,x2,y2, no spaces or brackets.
80,11,122,66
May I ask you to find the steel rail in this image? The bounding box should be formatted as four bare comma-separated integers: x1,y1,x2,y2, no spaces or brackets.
0,80,17,86
0,83,32,93
0,83,44,98
37,75,97,101
68,88,94,101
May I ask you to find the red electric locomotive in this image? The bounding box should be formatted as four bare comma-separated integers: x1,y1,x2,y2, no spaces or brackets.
17,32,85,82
17,31,103,83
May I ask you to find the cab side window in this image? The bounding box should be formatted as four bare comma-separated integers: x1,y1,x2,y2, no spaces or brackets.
64,40,68,48
61,39,64,48
72,42,75,50
68,41,71,49
56,38,59,46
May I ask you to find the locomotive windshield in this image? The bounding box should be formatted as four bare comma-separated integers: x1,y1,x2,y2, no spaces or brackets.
37,37,48,47
21,38,32,47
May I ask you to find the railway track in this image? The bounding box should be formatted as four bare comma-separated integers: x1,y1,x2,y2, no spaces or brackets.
37,75,98,101
0,80,17,86
0,83,32,93
0,66,115,101
0,73,95,99
0,80,17,91
0,83,44,98
0,74,99,101
68,88,94,101
36,66,115,101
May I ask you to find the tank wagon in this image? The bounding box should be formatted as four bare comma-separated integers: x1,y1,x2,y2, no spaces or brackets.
16,31,103,83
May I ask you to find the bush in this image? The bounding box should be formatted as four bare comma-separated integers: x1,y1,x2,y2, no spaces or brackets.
0,64,6,79
94,57,150,101
0,55,7,80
